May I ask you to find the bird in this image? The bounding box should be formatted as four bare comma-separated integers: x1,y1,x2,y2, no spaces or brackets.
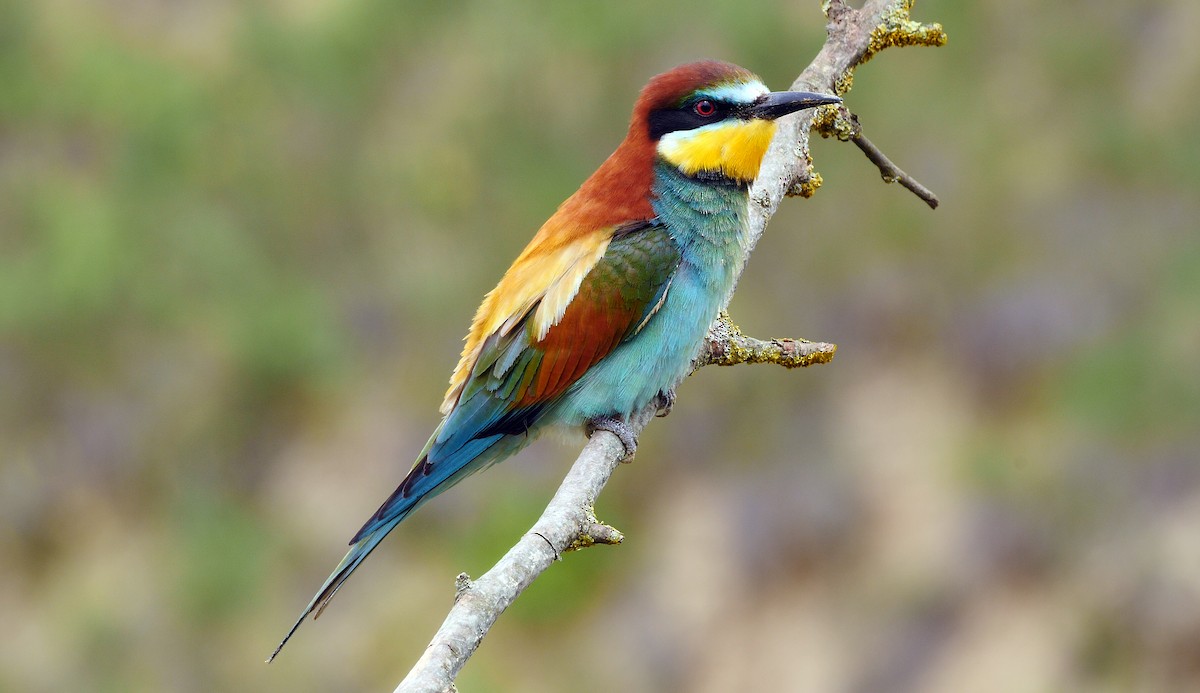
269,60,839,661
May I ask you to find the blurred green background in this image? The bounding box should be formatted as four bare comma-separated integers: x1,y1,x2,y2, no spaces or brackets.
2,0,1198,690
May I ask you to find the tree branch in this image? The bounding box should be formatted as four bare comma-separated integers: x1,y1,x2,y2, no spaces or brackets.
396,2,944,690
694,311,837,371
395,405,651,693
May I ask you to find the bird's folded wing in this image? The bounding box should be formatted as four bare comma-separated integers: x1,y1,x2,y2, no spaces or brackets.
442,219,680,418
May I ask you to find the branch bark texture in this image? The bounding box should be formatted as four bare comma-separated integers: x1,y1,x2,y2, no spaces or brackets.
396,2,944,690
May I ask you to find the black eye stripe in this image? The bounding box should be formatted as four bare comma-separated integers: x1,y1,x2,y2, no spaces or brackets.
647,100,732,140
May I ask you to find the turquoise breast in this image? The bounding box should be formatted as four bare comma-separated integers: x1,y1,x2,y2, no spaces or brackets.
554,161,751,423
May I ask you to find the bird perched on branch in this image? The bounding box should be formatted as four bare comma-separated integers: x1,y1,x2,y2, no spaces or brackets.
270,60,838,660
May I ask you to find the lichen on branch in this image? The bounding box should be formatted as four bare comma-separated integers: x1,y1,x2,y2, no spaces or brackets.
867,0,948,61
695,312,837,371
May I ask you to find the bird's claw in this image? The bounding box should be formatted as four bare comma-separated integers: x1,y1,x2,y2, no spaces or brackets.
654,389,676,418
587,416,638,461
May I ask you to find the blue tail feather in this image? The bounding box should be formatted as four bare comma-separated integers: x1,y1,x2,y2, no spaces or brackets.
350,433,502,543
268,419,536,662
267,515,402,662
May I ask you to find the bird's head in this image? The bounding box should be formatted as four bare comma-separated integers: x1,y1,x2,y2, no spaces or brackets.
633,61,841,185
561,61,842,228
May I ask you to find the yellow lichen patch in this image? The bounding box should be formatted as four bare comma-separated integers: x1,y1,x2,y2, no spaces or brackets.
812,104,859,142
657,119,778,183
834,71,855,97
788,169,824,198
865,0,947,64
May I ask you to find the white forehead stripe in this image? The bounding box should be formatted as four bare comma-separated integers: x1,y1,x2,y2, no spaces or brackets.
697,80,769,105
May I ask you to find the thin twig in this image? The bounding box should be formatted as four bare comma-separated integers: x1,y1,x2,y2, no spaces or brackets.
813,104,940,208
852,132,940,208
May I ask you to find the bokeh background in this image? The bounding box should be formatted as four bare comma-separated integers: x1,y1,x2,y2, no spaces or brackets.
3,0,1198,690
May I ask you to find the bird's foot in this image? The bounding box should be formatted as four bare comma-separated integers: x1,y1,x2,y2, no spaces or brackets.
587,415,638,461
653,388,676,418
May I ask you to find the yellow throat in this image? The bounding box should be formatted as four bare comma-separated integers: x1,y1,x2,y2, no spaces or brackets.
656,118,777,183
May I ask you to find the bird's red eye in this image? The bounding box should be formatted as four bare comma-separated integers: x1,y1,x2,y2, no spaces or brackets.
693,100,716,117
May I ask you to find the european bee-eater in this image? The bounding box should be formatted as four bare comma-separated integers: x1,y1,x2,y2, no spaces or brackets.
270,60,839,660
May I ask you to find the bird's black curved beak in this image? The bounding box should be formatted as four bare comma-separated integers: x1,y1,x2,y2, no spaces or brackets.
747,91,841,120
